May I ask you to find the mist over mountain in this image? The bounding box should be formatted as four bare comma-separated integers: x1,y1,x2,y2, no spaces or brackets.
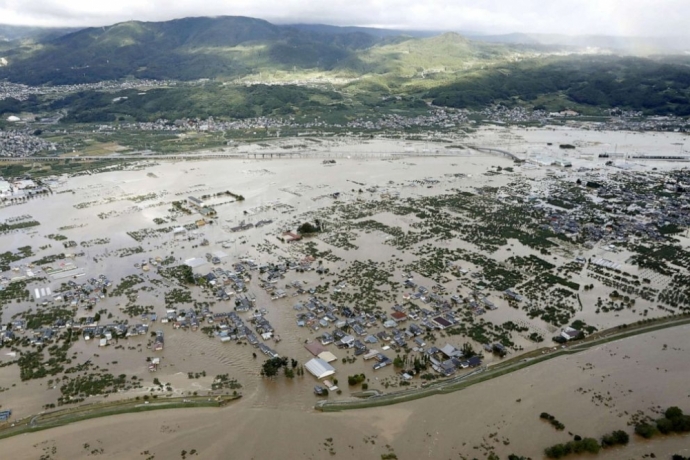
0,24,79,42
468,32,690,55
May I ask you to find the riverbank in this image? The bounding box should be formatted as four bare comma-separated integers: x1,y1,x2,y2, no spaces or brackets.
317,313,690,411
0,394,241,441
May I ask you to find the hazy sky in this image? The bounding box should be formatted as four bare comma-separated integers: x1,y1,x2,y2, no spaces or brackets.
0,0,687,37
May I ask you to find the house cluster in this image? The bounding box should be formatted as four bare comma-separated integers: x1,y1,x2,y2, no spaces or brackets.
600,113,690,133
479,106,551,125
540,170,690,245
0,129,57,157
426,343,483,376
291,289,486,377
1,313,152,348
204,265,253,300
344,107,470,131
503,289,524,303
405,280,498,319
212,311,257,345
118,115,294,134
162,308,201,331
82,321,151,346
156,272,282,352
48,275,112,309
0,80,172,103
210,308,279,356
203,257,308,305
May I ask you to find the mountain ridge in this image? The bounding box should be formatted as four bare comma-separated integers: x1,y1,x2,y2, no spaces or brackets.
0,16,396,84
1,16,690,119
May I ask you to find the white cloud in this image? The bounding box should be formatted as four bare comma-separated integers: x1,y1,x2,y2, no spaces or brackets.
0,0,687,37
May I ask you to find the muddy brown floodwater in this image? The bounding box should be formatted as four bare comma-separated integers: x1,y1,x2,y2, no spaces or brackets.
1,134,689,459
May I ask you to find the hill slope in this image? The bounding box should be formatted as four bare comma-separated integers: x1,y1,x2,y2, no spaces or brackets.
0,16,383,84
2,16,690,118
426,55,690,115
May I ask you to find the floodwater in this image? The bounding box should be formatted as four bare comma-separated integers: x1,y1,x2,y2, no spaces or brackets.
0,134,687,422
1,151,517,416
0,321,687,460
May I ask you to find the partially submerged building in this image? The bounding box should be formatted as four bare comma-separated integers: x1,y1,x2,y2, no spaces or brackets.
305,358,336,379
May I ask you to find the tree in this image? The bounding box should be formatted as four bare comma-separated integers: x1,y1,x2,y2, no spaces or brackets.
261,357,289,378
461,342,476,357
601,430,629,447
635,423,658,439
297,222,319,234
656,417,674,434
671,414,690,432
578,438,600,454
544,444,568,459
347,374,366,385
666,407,684,419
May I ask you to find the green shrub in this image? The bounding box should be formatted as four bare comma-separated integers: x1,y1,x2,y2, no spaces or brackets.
635,423,658,439
601,429,629,447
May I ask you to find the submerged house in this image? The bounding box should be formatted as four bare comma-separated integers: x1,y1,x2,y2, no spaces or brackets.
153,332,164,351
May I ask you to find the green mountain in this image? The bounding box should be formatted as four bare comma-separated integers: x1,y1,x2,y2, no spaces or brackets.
1,16,690,119
0,16,549,86
0,16,386,84
337,32,525,77
426,55,690,116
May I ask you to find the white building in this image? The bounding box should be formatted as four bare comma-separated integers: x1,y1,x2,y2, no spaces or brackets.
305,358,336,379
13,179,36,190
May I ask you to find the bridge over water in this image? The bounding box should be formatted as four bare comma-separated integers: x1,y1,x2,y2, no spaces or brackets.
0,146,516,163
